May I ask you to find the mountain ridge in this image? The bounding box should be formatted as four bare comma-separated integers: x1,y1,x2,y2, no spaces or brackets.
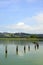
0,32,43,38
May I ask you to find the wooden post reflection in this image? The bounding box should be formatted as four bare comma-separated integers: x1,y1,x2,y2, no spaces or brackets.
16,46,18,55
34,42,39,50
35,44,36,50
28,46,30,51
24,46,26,53
36,43,39,49
5,45,7,58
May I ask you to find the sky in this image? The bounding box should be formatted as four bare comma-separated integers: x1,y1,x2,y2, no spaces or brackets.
0,0,43,34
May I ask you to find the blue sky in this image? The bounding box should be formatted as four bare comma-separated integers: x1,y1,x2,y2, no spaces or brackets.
0,0,43,33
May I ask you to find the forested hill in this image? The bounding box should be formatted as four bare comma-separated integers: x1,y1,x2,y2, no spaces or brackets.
0,32,43,38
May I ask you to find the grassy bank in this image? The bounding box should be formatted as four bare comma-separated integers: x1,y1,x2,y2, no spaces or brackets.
0,37,43,41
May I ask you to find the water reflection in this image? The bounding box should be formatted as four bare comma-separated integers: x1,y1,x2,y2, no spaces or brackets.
24,46,26,53
16,45,31,55
0,40,43,65
16,46,18,55
34,42,39,50
37,43,39,49
28,46,30,51
34,44,36,50
5,45,7,58
3,41,39,57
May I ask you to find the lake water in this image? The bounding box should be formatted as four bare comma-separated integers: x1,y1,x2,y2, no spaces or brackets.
0,40,43,65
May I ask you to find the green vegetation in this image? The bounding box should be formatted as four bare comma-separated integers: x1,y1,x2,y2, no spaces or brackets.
0,37,43,41
0,32,43,41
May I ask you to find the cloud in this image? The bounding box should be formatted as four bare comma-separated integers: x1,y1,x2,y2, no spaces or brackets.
6,12,43,33
0,12,43,34
6,22,32,31
22,12,43,25
3,23,43,34
0,22,43,34
33,13,43,24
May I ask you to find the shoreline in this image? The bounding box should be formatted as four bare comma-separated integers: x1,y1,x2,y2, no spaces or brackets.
0,38,43,41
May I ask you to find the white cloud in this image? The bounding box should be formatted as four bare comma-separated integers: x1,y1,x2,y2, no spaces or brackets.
4,23,43,34
6,13,43,33
0,12,43,34
0,23,43,34
23,13,43,25
33,13,43,24
6,22,32,30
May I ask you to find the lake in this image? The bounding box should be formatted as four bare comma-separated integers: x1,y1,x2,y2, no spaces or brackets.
0,40,43,65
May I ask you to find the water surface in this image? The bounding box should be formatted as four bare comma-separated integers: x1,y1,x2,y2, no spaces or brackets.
0,40,43,65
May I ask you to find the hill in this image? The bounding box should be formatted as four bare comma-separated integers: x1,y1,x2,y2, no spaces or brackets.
0,32,43,38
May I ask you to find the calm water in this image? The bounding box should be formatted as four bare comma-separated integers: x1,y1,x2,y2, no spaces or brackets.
0,40,43,65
